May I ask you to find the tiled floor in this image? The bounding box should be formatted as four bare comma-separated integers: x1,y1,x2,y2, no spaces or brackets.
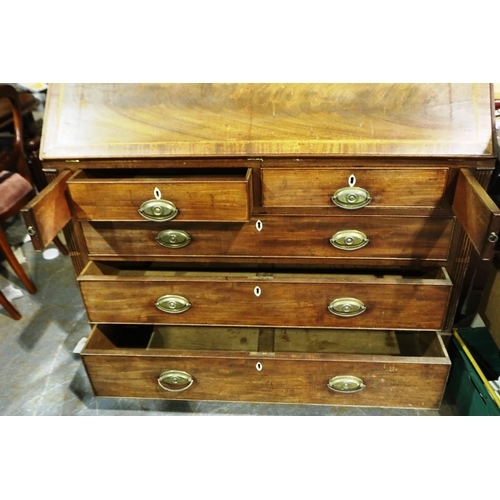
0,214,461,416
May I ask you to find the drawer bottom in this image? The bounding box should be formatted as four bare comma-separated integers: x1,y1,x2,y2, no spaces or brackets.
81,325,450,409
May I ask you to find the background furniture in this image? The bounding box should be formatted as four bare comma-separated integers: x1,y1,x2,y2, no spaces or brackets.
0,85,38,319
23,83,500,408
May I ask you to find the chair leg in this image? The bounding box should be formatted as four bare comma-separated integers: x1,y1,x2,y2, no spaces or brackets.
0,290,21,320
53,235,69,255
0,228,36,294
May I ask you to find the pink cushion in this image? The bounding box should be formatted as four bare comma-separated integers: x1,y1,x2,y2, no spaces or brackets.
0,171,33,216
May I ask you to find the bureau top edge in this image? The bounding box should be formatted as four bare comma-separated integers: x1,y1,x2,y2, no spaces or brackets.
40,83,497,161
40,157,498,171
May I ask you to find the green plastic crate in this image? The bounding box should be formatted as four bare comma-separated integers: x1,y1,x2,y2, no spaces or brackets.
447,327,500,416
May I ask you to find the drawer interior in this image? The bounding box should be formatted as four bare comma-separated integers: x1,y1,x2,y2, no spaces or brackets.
69,167,251,181
84,324,448,360
80,261,451,282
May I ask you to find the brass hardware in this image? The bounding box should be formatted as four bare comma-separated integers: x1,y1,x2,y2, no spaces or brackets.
155,295,191,314
331,186,372,210
327,375,366,394
158,370,194,392
138,199,178,221
488,232,499,243
27,226,36,236
330,230,369,251
328,298,366,317
156,229,191,249
64,159,80,163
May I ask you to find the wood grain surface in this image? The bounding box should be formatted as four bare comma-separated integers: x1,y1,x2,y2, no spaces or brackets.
78,267,452,330
41,83,494,159
82,326,449,408
81,215,455,262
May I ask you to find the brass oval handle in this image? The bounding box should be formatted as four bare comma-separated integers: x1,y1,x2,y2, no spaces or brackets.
328,297,366,317
156,229,192,249
155,294,191,314
331,186,372,210
158,370,194,392
327,375,366,394
330,230,369,251
139,199,179,221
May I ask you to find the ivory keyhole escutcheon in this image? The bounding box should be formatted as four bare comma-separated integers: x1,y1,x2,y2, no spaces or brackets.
254,286,261,297
256,220,263,232
256,362,263,371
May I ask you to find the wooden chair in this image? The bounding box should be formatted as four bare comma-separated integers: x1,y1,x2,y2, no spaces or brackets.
0,84,48,319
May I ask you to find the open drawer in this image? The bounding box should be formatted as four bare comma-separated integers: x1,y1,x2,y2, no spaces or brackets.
66,168,252,223
78,263,453,330
81,324,451,409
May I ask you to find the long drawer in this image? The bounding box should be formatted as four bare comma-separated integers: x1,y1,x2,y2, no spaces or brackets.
262,167,449,209
66,168,252,222
81,215,455,262
78,263,452,330
81,325,451,408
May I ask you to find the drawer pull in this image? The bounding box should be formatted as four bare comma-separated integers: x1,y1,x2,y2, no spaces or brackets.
328,297,366,317
158,370,194,392
331,186,372,210
156,295,191,314
139,199,179,221
156,229,191,249
327,375,366,394
330,230,369,251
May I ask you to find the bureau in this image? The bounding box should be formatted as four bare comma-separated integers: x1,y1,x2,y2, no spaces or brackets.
22,83,500,409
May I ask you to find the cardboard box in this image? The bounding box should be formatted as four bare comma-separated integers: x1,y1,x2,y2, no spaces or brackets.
478,253,500,349
447,328,500,416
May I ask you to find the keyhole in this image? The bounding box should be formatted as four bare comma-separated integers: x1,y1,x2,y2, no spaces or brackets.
154,187,162,200
348,175,356,187
256,220,263,232
256,362,263,371
254,286,261,297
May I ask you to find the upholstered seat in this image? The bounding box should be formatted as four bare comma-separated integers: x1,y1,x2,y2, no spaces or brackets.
0,171,33,215
0,85,39,319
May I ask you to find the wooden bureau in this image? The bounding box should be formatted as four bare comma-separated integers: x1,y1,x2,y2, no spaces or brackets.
22,83,500,409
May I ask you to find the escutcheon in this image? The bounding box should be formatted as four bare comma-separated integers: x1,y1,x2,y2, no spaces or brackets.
156,229,191,249
331,186,372,210
139,199,179,221
327,375,366,394
155,294,191,314
328,297,366,317
330,230,369,251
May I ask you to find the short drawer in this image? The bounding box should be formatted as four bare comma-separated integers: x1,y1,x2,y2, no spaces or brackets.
81,215,454,262
78,264,452,330
81,325,451,409
261,167,448,209
67,168,252,222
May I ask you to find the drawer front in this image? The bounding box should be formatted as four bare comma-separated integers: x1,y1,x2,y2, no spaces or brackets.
82,215,454,262
78,267,452,330
67,169,252,222
262,168,448,209
82,325,450,409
